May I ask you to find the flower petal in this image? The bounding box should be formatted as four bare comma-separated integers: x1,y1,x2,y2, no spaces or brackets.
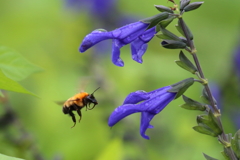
123,90,149,105
108,104,145,127
143,91,176,114
140,112,155,139
111,22,149,40
112,39,125,67
131,27,155,63
79,29,113,52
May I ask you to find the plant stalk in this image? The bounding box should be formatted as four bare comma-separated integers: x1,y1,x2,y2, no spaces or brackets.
178,17,238,160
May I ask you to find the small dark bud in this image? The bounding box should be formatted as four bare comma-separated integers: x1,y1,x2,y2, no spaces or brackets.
183,2,204,12
180,0,191,11
161,40,187,49
154,5,174,13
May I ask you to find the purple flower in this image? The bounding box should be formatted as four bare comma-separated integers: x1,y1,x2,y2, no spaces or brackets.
108,86,176,139
234,45,240,78
79,21,156,67
66,0,116,17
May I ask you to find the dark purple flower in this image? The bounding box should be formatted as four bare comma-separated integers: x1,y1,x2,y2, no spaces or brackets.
108,86,176,139
66,0,116,17
79,21,156,67
234,45,240,78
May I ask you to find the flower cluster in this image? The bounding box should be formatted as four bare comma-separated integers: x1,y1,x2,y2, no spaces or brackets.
108,86,176,139
79,21,156,67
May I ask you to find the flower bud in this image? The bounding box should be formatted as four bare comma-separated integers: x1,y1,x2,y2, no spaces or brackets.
154,5,174,13
161,40,187,49
183,2,204,12
180,0,191,11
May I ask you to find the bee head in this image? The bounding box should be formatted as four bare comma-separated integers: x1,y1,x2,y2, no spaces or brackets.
85,87,100,109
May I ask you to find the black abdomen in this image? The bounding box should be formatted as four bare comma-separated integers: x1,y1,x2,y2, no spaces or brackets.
62,106,69,114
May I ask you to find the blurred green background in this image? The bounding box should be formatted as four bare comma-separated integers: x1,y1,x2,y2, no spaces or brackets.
0,0,240,159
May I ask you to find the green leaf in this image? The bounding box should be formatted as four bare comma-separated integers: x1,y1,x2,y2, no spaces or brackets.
180,95,206,111
193,125,218,137
175,51,198,74
201,88,217,105
159,27,182,41
0,46,42,81
196,111,222,137
176,19,194,40
0,70,37,96
231,129,240,158
158,15,176,28
168,78,194,99
203,153,218,160
0,153,24,160
156,33,173,40
141,12,169,30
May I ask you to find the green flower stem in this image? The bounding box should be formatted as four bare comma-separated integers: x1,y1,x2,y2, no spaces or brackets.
178,17,238,160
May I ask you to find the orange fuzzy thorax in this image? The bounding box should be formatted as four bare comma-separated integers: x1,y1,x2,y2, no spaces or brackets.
64,92,89,107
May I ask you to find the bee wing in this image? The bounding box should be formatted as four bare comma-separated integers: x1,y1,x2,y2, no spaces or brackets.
55,101,66,106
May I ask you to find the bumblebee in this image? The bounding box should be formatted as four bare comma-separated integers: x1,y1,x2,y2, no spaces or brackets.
62,87,100,128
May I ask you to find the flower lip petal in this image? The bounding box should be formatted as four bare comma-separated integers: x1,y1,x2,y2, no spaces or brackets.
140,112,155,139
108,104,145,127
79,29,112,53
111,22,149,40
131,41,148,63
112,39,125,67
123,90,149,105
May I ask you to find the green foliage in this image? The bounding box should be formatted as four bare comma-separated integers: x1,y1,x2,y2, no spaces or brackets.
0,154,24,160
175,51,198,74
203,153,218,160
0,46,42,81
0,0,239,159
0,46,41,96
0,70,36,96
169,77,194,99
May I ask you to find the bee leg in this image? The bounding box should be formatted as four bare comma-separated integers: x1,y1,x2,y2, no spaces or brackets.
69,111,76,128
77,109,82,123
88,104,96,110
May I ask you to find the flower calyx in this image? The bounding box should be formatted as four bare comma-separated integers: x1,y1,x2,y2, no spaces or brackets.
168,78,195,99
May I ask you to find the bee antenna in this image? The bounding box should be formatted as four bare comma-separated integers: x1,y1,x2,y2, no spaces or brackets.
91,87,100,95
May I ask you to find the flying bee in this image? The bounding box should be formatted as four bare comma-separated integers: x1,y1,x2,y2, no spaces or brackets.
62,87,100,128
